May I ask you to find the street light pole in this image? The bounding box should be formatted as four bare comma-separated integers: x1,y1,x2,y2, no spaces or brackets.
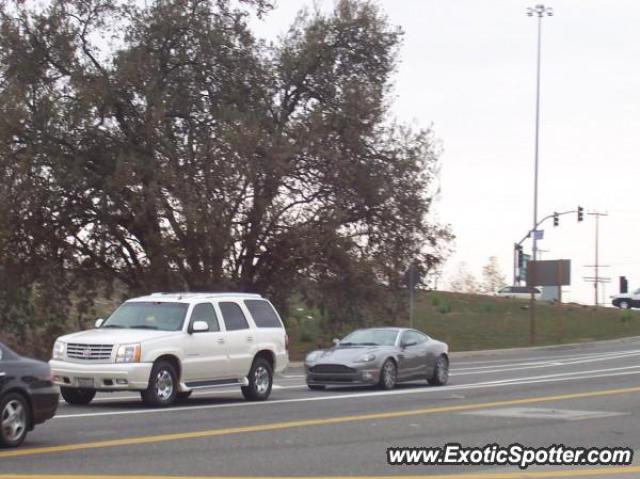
526,4,552,345
527,4,552,263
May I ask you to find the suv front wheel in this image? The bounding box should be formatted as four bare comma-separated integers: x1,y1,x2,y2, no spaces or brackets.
141,360,178,407
241,357,273,401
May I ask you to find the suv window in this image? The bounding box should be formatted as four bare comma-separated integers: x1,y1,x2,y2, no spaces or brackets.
190,303,220,332
245,300,282,328
219,302,249,331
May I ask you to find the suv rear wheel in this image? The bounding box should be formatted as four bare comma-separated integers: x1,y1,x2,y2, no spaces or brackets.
141,360,178,407
241,357,273,401
60,387,96,405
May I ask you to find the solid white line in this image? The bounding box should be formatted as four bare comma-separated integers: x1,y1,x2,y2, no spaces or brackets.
453,349,640,371
453,347,640,366
52,368,640,420
452,352,640,376
453,365,640,384
59,384,305,404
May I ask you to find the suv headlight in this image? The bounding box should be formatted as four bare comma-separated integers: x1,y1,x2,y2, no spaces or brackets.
355,353,376,363
52,341,65,360
115,344,141,363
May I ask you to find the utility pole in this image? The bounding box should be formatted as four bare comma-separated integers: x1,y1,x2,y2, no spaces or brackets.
584,212,609,306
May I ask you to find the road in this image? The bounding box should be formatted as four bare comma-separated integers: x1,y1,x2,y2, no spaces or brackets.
3,337,640,478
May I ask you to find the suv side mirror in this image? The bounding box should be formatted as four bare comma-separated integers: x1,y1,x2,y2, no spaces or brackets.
95,318,105,329
192,321,209,333
332,338,340,346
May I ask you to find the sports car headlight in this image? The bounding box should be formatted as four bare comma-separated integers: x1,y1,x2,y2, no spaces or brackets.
115,344,141,363
355,353,376,363
52,341,65,360
305,350,323,363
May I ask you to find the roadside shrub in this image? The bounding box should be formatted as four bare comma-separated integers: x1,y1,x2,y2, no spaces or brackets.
481,303,494,313
620,311,633,323
437,302,452,314
431,295,441,307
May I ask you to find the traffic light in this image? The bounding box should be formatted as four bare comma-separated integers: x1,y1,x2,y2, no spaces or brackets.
553,212,559,227
577,206,584,222
515,244,524,268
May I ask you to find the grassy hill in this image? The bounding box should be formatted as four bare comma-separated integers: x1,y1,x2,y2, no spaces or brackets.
288,291,640,359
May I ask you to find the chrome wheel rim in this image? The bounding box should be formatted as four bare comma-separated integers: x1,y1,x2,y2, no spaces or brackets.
621,302,629,309
383,361,396,388
437,357,449,383
254,366,270,395
156,370,174,400
2,400,26,442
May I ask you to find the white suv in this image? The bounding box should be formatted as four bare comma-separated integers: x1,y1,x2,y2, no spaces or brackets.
49,292,289,407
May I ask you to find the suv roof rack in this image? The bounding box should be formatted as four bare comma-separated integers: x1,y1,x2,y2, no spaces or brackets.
146,291,262,299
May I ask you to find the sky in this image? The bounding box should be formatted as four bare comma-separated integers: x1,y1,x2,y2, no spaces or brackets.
252,0,640,305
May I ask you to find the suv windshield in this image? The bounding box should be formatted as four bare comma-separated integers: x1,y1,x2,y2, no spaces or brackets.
102,302,188,331
340,329,398,347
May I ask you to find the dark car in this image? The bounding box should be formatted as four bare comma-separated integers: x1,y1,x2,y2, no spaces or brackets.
0,342,59,447
304,327,449,390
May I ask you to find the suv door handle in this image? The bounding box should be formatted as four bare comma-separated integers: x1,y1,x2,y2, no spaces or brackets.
217,338,225,344
247,336,254,342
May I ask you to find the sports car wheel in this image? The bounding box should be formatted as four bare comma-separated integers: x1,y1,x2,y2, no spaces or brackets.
429,354,449,386
378,359,397,390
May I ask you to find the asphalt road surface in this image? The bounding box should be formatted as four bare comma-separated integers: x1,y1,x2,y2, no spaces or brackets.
3,337,640,479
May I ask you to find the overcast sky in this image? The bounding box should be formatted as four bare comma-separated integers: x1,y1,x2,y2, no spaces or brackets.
253,0,640,304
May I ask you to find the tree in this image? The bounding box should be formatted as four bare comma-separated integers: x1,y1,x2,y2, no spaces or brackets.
0,0,452,350
448,262,480,294
480,256,507,294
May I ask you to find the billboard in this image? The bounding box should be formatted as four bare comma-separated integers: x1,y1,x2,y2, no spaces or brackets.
526,259,571,287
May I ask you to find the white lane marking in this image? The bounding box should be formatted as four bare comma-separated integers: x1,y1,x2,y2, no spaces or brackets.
452,365,640,384
453,348,640,367
59,384,303,404
460,407,627,421
52,368,640,420
452,352,640,376
58,351,640,404
453,349,640,371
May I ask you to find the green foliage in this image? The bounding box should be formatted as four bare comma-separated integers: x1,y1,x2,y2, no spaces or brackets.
481,303,494,313
620,310,633,323
437,302,452,314
0,0,451,353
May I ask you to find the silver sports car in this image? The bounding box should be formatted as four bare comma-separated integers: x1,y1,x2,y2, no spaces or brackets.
304,327,449,390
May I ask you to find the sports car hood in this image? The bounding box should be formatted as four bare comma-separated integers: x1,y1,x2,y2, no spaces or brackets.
309,345,392,363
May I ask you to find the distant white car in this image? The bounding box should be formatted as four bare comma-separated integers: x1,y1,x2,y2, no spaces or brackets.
50,292,289,407
496,286,542,300
611,289,640,309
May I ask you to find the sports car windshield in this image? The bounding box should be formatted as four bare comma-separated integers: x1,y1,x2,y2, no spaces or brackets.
101,302,188,331
340,329,398,346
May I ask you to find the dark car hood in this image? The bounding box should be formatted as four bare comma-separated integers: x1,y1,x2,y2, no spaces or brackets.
314,345,393,363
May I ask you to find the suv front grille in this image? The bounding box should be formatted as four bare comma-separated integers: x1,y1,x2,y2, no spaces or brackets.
309,364,355,374
66,343,113,360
